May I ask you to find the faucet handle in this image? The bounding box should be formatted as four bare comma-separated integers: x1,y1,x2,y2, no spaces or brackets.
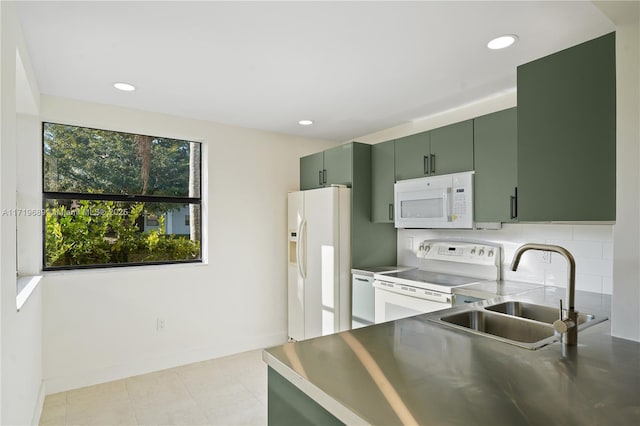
553,299,575,334
554,299,566,332
560,299,565,320
554,319,570,333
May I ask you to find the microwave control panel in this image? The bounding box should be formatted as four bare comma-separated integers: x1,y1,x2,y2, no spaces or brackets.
450,173,472,225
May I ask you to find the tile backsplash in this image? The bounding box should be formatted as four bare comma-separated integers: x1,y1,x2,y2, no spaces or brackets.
397,224,613,294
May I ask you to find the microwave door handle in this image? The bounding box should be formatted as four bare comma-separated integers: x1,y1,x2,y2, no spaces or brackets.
444,189,452,221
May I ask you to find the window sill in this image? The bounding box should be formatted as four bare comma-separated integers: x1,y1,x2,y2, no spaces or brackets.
41,260,208,277
16,275,43,311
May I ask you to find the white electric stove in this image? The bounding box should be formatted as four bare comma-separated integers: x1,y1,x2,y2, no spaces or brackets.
373,240,501,323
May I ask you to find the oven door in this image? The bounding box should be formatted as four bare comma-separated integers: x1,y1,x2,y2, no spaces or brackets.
373,281,452,323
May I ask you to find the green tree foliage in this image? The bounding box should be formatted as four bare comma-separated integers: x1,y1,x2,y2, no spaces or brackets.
44,123,193,197
45,200,200,267
43,123,201,268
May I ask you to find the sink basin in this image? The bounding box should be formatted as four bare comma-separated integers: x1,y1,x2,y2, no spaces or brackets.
485,301,597,327
429,300,609,350
439,310,555,348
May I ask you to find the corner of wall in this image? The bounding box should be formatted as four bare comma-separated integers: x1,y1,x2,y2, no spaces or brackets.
1,3,45,425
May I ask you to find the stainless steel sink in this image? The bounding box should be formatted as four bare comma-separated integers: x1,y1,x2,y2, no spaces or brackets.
439,310,556,349
429,301,608,350
485,301,596,326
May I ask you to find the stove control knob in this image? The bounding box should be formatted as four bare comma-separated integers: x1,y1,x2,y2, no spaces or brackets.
471,247,476,255
479,249,485,256
488,250,494,257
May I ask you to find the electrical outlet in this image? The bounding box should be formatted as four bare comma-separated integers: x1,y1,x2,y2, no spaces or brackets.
157,318,166,332
407,237,414,250
540,251,552,264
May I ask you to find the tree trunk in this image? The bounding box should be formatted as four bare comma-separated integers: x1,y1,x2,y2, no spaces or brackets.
189,142,201,242
135,135,152,195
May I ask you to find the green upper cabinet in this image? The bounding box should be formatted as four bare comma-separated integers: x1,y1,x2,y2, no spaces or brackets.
517,32,616,222
298,142,397,267
371,140,395,223
429,120,474,176
323,144,353,187
394,131,430,181
299,144,353,190
474,108,518,223
300,152,324,190
394,121,473,181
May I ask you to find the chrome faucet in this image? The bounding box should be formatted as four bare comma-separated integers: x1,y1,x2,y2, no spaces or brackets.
510,243,578,345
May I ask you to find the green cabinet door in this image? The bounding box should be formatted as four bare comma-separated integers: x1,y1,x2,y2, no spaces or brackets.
429,120,474,176
371,140,395,223
474,108,518,223
323,144,353,186
517,32,615,221
394,131,430,181
297,142,397,269
268,367,344,426
300,152,324,190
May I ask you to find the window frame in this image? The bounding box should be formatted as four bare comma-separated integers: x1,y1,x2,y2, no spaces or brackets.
41,122,203,271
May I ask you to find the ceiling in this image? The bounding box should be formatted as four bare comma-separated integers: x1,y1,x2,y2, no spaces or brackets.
15,1,614,142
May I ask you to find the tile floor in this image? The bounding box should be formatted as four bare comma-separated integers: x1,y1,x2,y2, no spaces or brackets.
39,349,267,426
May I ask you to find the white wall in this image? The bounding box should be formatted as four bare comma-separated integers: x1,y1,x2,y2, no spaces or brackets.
37,96,337,393
0,5,13,422
1,2,45,425
595,1,640,342
351,89,516,145
16,114,43,277
398,225,613,294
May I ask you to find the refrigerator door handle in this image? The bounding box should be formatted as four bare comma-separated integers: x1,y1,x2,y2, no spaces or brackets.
296,219,304,278
298,219,307,279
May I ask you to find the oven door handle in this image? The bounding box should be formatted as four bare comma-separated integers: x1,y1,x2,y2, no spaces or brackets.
373,281,452,304
373,280,394,291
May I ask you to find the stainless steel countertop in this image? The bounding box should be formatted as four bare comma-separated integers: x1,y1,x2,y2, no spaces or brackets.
263,287,640,425
351,265,413,277
454,279,544,299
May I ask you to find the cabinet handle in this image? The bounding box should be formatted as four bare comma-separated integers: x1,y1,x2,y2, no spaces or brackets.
354,277,370,282
389,203,394,221
510,187,518,219
323,169,327,184
423,156,430,175
430,154,435,174
318,170,323,186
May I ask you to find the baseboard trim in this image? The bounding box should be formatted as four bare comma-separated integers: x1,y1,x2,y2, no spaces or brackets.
44,331,287,394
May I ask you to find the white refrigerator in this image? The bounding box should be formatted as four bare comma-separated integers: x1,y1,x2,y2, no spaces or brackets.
287,186,351,341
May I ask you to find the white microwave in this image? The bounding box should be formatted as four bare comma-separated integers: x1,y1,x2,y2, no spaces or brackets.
394,171,474,229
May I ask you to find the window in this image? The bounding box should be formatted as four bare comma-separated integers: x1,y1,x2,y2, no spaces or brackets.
43,123,202,269
146,214,160,227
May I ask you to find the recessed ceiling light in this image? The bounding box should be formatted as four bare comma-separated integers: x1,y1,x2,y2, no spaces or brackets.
114,82,136,91
298,120,313,126
487,35,518,50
